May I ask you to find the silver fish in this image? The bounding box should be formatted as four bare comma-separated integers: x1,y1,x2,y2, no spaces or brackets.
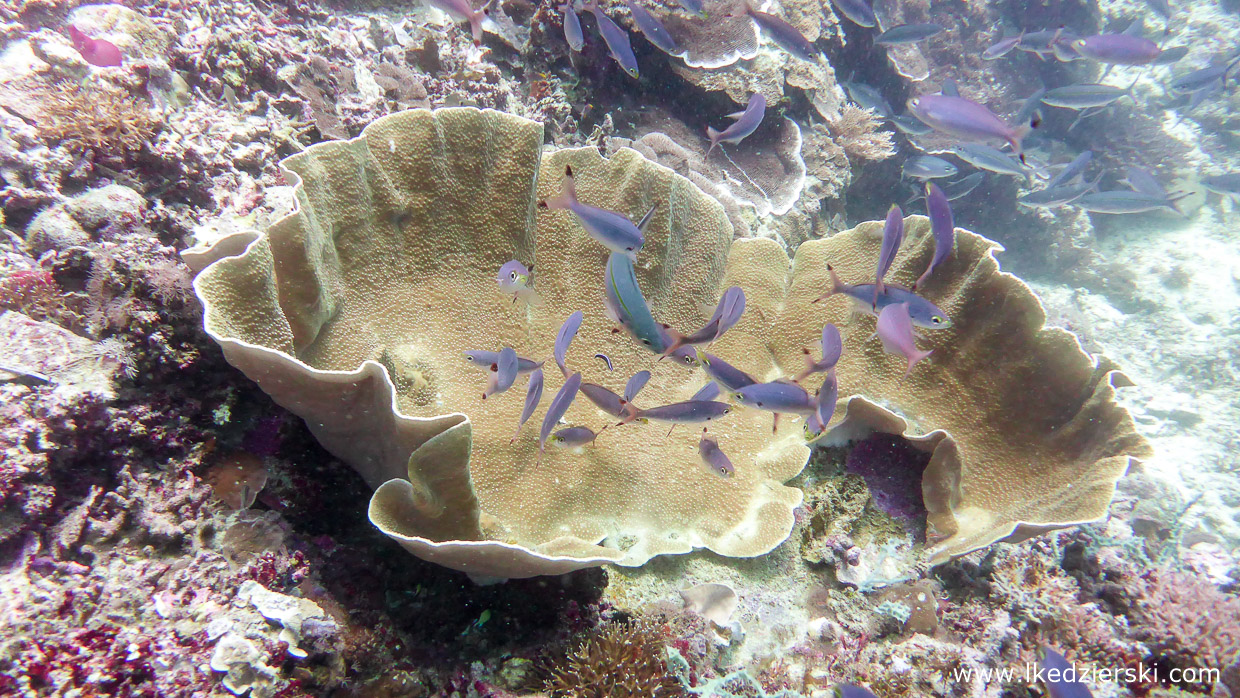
549,425,602,447
1013,86,1047,128
1045,150,1092,189
828,0,876,28
1016,178,1099,209
584,0,641,77
876,303,932,376
541,165,649,259
539,372,583,453
695,349,757,391
1121,166,1166,198
464,350,542,374
483,346,519,399
676,0,706,18
951,143,1031,178
907,94,1032,159
844,82,892,118
562,3,585,51
511,367,545,442
604,252,667,352
875,205,904,305
814,265,952,329
940,172,985,201
1201,173,1240,196
1170,60,1240,93
631,400,733,424
743,5,818,61
939,79,960,98
1072,34,1161,65
890,114,933,135
734,381,816,414
1072,191,1180,214
555,310,583,378
914,182,954,290
1152,45,1188,65
624,0,679,54
982,33,1023,60
902,156,958,180
624,370,651,403
707,94,766,154
698,431,734,477
1041,83,1131,109
875,23,944,46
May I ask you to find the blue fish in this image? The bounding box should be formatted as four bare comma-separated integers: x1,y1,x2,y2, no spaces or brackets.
555,311,584,378
511,367,544,443
629,400,733,424
549,425,603,447
583,0,641,77
707,94,766,154
874,205,904,306
540,165,651,260
562,2,585,51
624,0,679,54
539,372,583,455
795,323,842,382
814,265,951,330
698,430,734,477
695,349,757,391
1040,647,1094,698
733,381,816,415
623,370,651,403
604,252,668,353
914,183,954,290
483,347,518,399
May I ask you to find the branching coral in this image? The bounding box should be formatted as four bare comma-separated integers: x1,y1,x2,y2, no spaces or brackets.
542,619,685,698
824,105,895,163
32,80,161,158
1127,570,1240,689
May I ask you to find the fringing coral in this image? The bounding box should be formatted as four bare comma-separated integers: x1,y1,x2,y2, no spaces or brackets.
35,80,161,158
542,619,685,698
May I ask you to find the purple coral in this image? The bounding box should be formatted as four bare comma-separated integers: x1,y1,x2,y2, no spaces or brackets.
844,434,930,536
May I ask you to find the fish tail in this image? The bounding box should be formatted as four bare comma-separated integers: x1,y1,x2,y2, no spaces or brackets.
905,348,933,377
658,326,689,360
813,264,846,303
706,127,721,155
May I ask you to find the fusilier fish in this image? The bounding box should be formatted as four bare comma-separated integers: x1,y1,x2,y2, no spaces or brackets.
555,310,583,378
549,425,603,447
483,347,519,399
707,94,766,154
740,3,818,61
676,0,706,18
1041,83,1131,109
539,372,583,455
698,430,735,477
907,94,1033,160
876,303,933,376
815,265,952,329
624,0,679,54
463,350,542,374
604,252,668,352
827,0,876,28
734,381,816,415
1121,166,1167,198
874,205,904,306
1072,34,1161,65
1072,191,1181,214
511,368,544,443
951,144,1031,179
1045,150,1092,189
844,82,892,117
875,23,944,46
1201,173,1240,197
902,156,958,180
626,400,733,424
890,114,933,135
562,3,585,50
541,165,650,259
795,323,842,382
695,349,758,391
423,0,491,46
982,33,1022,60
584,0,641,77
624,370,651,402
1016,178,1099,208
939,172,985,200
914,182,954,290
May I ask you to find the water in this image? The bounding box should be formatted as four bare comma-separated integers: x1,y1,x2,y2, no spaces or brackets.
0,0,1237,695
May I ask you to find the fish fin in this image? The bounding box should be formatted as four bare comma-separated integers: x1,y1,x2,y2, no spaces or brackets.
516,287,544,307
706,126,721,154
813,264,847,303
637,203,658,232
724,109,748,120
905,348,933,377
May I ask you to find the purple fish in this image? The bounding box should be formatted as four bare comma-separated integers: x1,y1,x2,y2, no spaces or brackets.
875,303,933,376
668,345,700,367
659,286,746,358
707,94,766,155
698,430,734,477
68,26,123,68
795,323,842,382
624,0,679,54
834,686,879,698
742,6,818,61
562,2,585,51
541,166,651,259
827,0,876,28
497,260,542,305
815,265,951,329
804,374,838,441
483,347,519,399
733,381,816,414
583,0,641,77
549,425,603,447
982,33,1022,60
627,400,733,424
540,372,583,455
1073,34,1161,65
511,368,544,443
691,382,721,401
581,382,631,417
463,350,542,374
874,205,904,307
624,370,651,403
695,349,757,391
424,0,491,46
906,94,1034,160
914,183,954,290
1040,647,1093,698
555,310,583,378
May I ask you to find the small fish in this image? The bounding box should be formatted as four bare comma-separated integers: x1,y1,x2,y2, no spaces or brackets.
834,686,879,698
595,353,614,371
874,205,904,306
1016,179,1099,208
541,165,648,259
875,303,932,376
67,26,123,68
1039,647,1094,698
814,265,951,329
914,183,954,290
1121,166,1166,198
902,156,958,180
907,94,1034,160
707,94,766,155
625,0,679,54
483,347,519,399
539,372,583,454
661,286,747,357
698,430,735,477
889,114,933,135
604,252,668,352
691,382,721,401
1018,28,1075,56
804,374,838,440
795,323,842,382
424,0,491,46
676,0,707,18
583,0,641,77
939,172,985,201
563,3,585,51
555,310,584,378
497,260,543,305
581,382,631,417
550,425,603,447
734,381,816,414
875,23,944,46
1041,83,1131,109
1072,191,1180,214
1045,150,1093,189
624,370,651,403
1170,59,1240,93
668,345,700,367
982,33,1023,60
463,350,543,374
1072,34,1161,65
511,368,545,442
741,3,818,61
951,144,1031,179
628,400,733,424
844,82,892,118
1201,173,1240,197
828,0,876,28
695,349,758,391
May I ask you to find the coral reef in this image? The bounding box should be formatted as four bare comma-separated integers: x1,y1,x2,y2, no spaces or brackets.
542,618,685,697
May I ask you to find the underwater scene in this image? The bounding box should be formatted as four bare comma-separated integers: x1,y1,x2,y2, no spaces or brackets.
0,0,1238,694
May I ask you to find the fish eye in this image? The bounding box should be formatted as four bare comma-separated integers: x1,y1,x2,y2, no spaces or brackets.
626,246,634,251
756,402,764,407
723,407,731,414
510,271,518,280
641,339,650,345
932,316,944,325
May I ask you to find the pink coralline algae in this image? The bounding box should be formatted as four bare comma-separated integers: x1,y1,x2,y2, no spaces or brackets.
844,434,930,536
